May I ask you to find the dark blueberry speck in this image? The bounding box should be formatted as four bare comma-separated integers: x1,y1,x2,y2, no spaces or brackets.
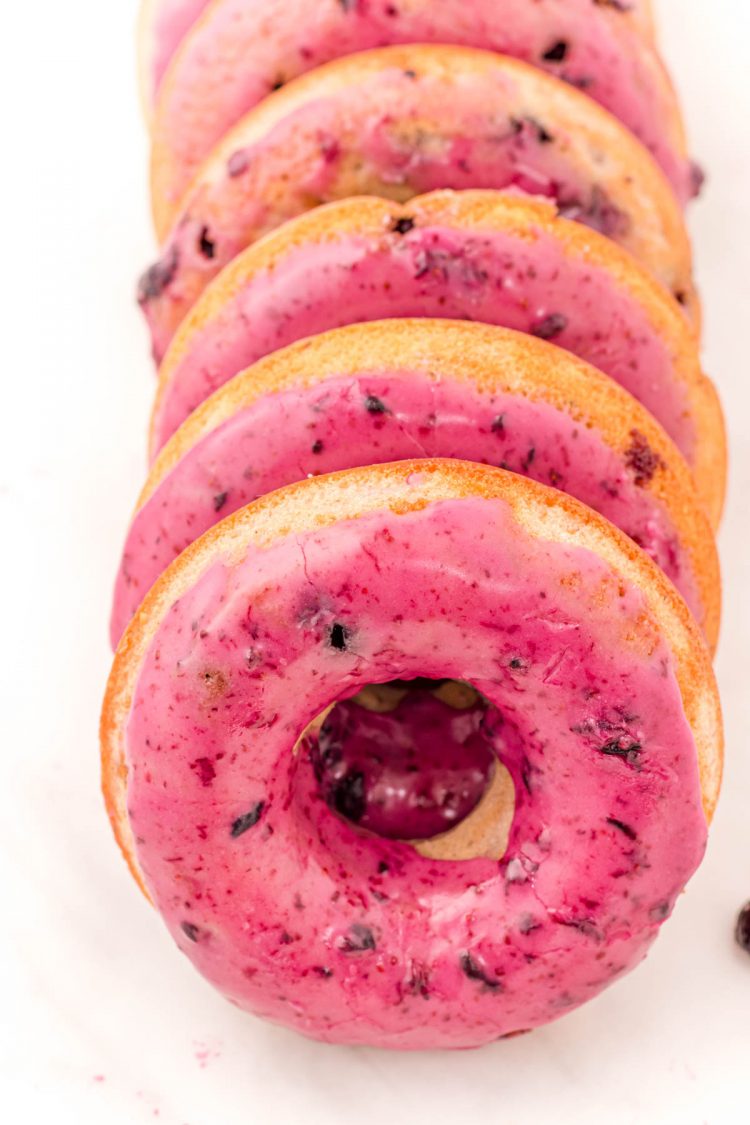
311,440,324,454
365,394,389,415
230,801,265,837
460,953,502,991
213,491,228,512
329,770,366,823
491,414,506,434
391,216,415,235
328,622,350,651
735,904,750,953
599,737,642,764
181,922,201,942
341,923,377,953
198,227,216,259
542,40,568,62
138,246,179,303
377,860,390,874
625,429,664,486
531,312,568,340
607,817,637,841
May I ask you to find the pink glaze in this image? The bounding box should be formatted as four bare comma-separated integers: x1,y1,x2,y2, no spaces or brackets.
141,0,211,104
153,0,691,216
142,52,692,357
112,369,700,647
312,692,496,841
125,494,707,1047
152,216,697,463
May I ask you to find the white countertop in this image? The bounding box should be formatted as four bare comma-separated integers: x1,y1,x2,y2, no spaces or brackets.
1,1,747,1121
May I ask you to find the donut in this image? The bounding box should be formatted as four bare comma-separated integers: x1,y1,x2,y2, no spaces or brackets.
101,459,721,1049
150,0,692,219
137,0,211,112
112,318,720,650
141,45,697,356
152,190,723,525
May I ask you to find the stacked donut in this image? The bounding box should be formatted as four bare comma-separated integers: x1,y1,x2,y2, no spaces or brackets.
102,0,726,1049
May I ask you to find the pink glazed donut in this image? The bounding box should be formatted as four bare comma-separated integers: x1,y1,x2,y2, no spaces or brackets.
142,45,697,356
111,320,721,650
101,459,721,1049
152,191,724,525
150,0,692,219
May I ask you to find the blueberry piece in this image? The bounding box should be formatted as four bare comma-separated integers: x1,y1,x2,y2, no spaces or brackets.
328,623,350,651
625,429,664,487
329,770,366,823
230,801,265,837
391,216,415,234
340,924,377,953
181,922,200,942
542,40,568,62
213,491,228,512
606,817,637,841
198,227,215,259
138,246,179,303
735,903,750,953
531,312,568,340
460,952,503,991
364,394,389,415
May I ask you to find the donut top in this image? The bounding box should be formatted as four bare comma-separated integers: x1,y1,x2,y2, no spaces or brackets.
142,45,696,355
151,0,691,215
151,191,723,526
103,461,720,1047
113,320,720,651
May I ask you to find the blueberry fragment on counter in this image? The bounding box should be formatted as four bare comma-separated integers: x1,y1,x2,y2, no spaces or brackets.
735,903,750,953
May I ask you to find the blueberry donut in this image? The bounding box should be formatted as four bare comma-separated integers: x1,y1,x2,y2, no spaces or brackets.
101,459,721,1049
152,190,722,524
142,45,697,355
150,0,691,220
112,319,720,649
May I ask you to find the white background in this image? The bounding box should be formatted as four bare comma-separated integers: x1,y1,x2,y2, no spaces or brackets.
1,2,747,1122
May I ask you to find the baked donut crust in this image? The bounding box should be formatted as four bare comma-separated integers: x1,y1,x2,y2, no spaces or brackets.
152,190,724,525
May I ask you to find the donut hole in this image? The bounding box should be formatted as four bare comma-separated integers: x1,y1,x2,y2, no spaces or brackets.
306,679,515,858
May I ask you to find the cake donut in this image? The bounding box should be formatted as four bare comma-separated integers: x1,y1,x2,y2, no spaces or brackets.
152,191,724,525
141,45,697,356
112,319,720,650
101,459,722,1049
150,0,692,221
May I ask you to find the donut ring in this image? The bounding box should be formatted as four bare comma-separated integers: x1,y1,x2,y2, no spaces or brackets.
152,190,723,524
150,0,691,217
141,45,697,356
112,319,720,650
101,459,721,1049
